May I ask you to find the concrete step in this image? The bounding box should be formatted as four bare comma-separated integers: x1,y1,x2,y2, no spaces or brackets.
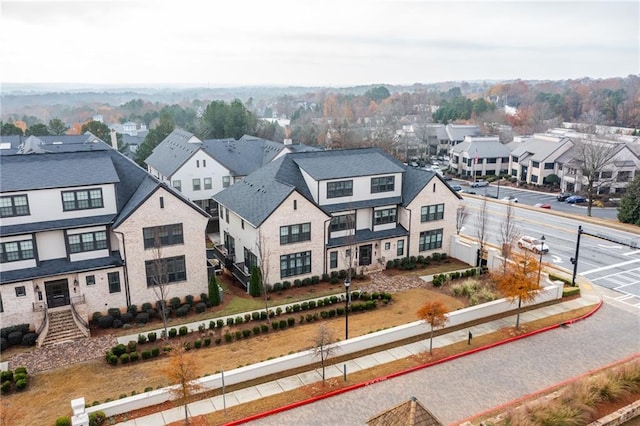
41,309,88,347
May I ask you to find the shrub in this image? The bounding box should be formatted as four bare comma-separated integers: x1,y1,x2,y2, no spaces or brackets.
306,313,314,322
183,341,191,351
244,313,251,322
119,353,130,364
234,331,242,340
253,326,261,335
168,328,177,338
151,347,160,357
279,319,287,329
432,252,441,261
147,332,157,342
138,334,147,344
251,311,260,321
15,378,27,391
194,339,202,349
195,302,206,314
129,352,139,362
55,416,72,426
107,308,121,319
287,317,295,327
227,318,234,326
112,319,123,329
273,282,283,291
235,316,243,325
1,381,11,393
112,343,127,357
121,312,134,324
330,295,339,304
321,273,330,282
276,307,282,316
302,277,311,286
97,315,114,329
272,322,279,331
185,294,194,306
311,275,320,284
141,350,151,360
320,311,329,319
0,371,13,382
127,341,137,352
309,300,317,309
215,338,221,345
282,280,291,290
178,326,188,336
261,324,269,333
170,297,181,310
242,329,251,338
134,312,148,325
141,302,153,312
293,279,302,288
292,304,300,312
203,337,211,346
176,306,190,318
92,312,103,323
21,332,37,346
127,304,137,315
14,367,26,375
224,333,233,343
217,319,224,328
89,411,107,426
317,299,325,308
301,301,309,310
107,354,118,365
336,307,345,315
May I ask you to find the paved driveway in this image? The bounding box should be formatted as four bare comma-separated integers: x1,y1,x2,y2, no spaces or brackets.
250,303,640,425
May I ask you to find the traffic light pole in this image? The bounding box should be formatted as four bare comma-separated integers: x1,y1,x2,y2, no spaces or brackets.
571,225,583,287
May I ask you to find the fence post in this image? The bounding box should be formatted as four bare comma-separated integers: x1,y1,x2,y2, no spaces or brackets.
71,397,89,426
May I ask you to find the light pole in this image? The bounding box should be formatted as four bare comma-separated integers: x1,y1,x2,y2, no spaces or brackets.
537,235,546,285
571,226,583,287
344,277,351,340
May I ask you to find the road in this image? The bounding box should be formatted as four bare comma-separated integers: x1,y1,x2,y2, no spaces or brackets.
459,195,640,309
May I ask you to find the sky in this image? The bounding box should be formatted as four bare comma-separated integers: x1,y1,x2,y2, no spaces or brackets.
0,0,638,88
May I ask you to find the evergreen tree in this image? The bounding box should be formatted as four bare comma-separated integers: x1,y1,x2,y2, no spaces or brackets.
249,266,262,297
618,175,640,226
208,273,221,306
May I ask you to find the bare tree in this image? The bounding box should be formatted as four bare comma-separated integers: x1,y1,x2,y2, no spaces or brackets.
343,212,357,283
498,201,520,272
149,236,171,341
572,138,618,216
455,204,470,235
474,197,490,268
311,324,337,385
255,229,271,324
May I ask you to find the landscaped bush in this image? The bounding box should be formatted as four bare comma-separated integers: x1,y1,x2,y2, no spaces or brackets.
185,294,194,305
112,319,123,329
92,312,102,323
141,350,151,360
97,315,114,329
176,306,190,318
0,371,13,382
107,308,121,319
137,334,147,344
129,352,139,362
127,341,137,352
7,331,22,346
287,317,295,327
224,333,232,342
119,353,130,364
141,302,153,312
21,332,37,346
204,337,211,346
55,416,72,426
242,329,251,338
178,326,188,336
226,317,234,326
88,410,106,426
235,316,243,325
273,282,283,291
195,302,206,313
121,312,134,324
170,297,181,310
194,339,202,349
1,381,11,393
302,277,312,286
261,324,269,333
168,328,177,338
127,305,137,315
272,322,279,331
234,331,242,340
217,319,224,328
151,347,160,357
147,332,157,342
135,312,149,325
253,326,261,335
293,279,302,288
311,275,320,284
15,378,27,391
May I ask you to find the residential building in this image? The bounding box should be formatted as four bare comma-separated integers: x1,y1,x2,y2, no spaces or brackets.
213,148,461,288
0,134,209,333
144,129,320,231
444,124,481,149
449,136,511,178
506,134,574,185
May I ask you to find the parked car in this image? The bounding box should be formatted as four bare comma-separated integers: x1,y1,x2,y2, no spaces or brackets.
566,195,587,204
501,196,518,203
535,203,552,209
450,184,462,192
556,192,574,201
517,236,549,254
470,180,489,188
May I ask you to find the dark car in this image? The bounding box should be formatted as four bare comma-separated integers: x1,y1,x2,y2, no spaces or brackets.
556,192,574,201
566,195,587,204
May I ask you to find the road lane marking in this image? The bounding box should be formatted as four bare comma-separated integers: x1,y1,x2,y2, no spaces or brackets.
582,258,640,276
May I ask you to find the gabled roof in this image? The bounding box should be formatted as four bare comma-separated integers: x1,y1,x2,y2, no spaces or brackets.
0,150,120,192
451,136,511,159
445,124,480,141
0,133,108,155
509,134,571,162
144,128,202,177
292,148,405,180
367,396,444,426
202,135,285,176
402,167,463,205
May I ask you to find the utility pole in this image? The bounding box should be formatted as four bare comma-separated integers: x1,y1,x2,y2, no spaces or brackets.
570,226,583,286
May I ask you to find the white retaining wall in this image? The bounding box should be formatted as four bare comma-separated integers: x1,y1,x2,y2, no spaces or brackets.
88,281,562,418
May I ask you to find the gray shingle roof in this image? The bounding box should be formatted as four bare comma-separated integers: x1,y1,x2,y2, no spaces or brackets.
0,134,109,155
0,214,115,237
292,148,405,180
144,128,201,177
445,124,480,141
327,225,409,248
451,136,511,159
202,135,284,176
509,135,571,162
0,150,120,192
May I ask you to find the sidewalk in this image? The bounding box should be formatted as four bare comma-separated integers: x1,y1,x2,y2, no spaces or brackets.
116,285,601,426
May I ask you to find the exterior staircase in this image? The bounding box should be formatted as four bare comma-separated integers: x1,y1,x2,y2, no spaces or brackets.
41,308,86,347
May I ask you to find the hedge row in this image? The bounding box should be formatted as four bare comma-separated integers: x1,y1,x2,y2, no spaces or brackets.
0,324,38,352
386,253,449,271
271,269,366,291
432,268,478,287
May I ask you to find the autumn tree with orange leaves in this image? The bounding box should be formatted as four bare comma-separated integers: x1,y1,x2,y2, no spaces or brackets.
492,250,541,329
417,300,449,355
162,346,203,425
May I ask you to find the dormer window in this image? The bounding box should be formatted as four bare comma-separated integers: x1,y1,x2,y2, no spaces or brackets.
0,194,30,217
371,176,395,193
61,189,103,211
327,180,353,198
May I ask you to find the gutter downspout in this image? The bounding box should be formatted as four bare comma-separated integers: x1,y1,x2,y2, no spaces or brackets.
323,217,332,275
113,230,131,307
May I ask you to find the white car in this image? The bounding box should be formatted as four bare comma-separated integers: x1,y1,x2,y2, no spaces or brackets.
517,236,549,254
502,196,518,203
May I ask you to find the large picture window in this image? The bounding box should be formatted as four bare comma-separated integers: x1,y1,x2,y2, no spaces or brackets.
145,255,187,286
374,208,396,225
330,214,355,232
143,224,184,249
0,240,34,263
280,251,311,278
62,189,103,211
280,223,311,244
327,180,353,198
371,176,395,193
419,229,443,251
421,204,444,222
68,231,107,253
0,195,30,218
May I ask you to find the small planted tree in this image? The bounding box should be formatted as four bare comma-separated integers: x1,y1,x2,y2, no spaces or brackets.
455,204,470,235
417,300,449,355
208,273,221,306
312,324,337,385
162,346,203,425
492,250,541,329
249,266,262,297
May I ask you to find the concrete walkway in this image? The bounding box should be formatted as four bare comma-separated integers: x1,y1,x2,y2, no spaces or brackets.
116,284,607,426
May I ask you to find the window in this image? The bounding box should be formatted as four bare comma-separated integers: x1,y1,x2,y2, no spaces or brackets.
486,158,497,164
330,251,338,269
384,242,391,250
0,240,35,263
244,248,258,272
280,251,311,278
86,275,96,286
511,169,518,177
220,208,224,220
617,171,632,182
467,158,473,167
600,171,613,180
330,214,355,232
0,294,3,312
173,180,181,192
225,208,229,223
397,239,404,256
544,163,554,170
532,161,540,168
501,157,510,163
108,272,121,293
222,176,231,188
371,176,395,193
145,256,187,286
531,175,538,183
374,208,396,225
204,177,212,190
159,197,164,209
511,156,519,163
280,223,311,244
241,219,244,229
196,160,200,168
203,160,206,167
68,231,108,254
143,224,184,249
327,180,353,198
419,229,443,251
62,189,103,211
192,178,201,191
15,286,26,297
421,204,444,222
293,200,297,210
0,195,30,217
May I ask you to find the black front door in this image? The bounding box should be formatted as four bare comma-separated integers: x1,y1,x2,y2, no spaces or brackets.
359,244,372,266
45,279,70,308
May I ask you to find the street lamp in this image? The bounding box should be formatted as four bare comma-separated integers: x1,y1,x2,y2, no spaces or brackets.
344,277,351,340
537,235,546,285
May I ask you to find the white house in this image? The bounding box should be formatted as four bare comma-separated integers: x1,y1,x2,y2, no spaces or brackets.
449,136,511,178
213,148,462,288
0,135,209,340
507,133,574,185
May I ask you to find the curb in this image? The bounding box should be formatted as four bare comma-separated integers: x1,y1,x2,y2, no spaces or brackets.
223,299,604,425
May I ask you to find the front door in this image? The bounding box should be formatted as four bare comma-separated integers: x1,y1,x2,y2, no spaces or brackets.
359,244,372,266
45,279,70,308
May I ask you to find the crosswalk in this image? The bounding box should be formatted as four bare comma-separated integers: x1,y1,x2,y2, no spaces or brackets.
583,255,640,309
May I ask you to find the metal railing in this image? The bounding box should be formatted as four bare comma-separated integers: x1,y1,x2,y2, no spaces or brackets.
71,297,90,332
35,304,49,336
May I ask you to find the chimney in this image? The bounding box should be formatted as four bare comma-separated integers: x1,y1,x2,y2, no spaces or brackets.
110,129,118,150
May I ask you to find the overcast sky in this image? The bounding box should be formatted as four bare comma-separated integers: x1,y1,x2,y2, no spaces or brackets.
1,0,638,87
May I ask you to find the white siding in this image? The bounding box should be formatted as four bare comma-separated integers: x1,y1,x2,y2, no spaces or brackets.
170,152,231,203
35,230,66,261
